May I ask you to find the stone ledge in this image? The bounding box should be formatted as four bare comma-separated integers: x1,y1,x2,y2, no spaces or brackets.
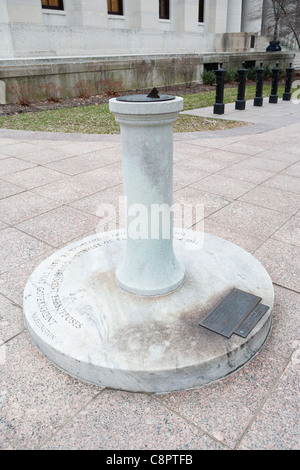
0,51,294,104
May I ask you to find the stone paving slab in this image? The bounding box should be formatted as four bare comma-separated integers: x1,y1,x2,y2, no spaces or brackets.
0,99,299,450
182,97,300,127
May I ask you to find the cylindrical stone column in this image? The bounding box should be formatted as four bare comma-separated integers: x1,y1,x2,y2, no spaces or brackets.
109,95,185,296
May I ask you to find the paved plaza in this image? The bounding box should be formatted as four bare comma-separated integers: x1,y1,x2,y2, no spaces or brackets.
0,98,299,450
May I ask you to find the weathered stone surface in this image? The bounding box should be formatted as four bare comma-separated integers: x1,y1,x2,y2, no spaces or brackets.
23,229,274,393
109,96,185,296
0,80,6,104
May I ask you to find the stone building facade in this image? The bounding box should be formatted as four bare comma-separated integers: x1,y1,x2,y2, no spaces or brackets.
0,0,294,103
1,0,264,58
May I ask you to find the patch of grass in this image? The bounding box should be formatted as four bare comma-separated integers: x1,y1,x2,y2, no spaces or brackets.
0,104,121,134
174,114,247,133
0,84,293,134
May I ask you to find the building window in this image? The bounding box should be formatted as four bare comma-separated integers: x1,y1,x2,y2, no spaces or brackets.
41,0,64,10
107,0,123,15
159,0,170,20
198,0,205,23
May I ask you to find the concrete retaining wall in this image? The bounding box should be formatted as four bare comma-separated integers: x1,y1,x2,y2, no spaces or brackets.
0,51,295,104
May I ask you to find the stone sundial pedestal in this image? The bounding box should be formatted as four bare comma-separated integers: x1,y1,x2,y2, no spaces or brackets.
23,91,274,393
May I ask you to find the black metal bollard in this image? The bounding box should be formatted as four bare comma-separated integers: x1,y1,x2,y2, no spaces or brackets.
254,62,265,107
283,63,294,101
269,62,280,104
214,63,226,115
235,61,248,110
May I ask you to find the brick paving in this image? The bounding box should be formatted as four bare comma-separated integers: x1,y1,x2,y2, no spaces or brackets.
0,98,299,450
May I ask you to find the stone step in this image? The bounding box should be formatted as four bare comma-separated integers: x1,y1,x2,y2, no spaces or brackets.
293,53,300,70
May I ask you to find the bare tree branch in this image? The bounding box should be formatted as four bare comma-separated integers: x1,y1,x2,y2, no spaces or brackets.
248,0,300,50
277,0,300,49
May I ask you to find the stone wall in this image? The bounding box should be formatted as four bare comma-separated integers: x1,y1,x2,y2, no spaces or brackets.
0,51,294,104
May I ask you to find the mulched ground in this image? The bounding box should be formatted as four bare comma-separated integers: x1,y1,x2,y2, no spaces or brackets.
0,75,293,117
0,82,243,117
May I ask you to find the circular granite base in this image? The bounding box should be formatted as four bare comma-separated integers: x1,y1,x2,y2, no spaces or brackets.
23,229,274,393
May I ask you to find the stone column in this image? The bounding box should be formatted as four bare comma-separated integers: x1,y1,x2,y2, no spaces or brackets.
0,81,6,104
241,0,264,33
0,0,9,22
109,96,185,296
214,0,229,34
226,0,242,32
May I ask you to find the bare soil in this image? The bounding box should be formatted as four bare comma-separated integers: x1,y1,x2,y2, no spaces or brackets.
0,76,292,117
0,82,240,117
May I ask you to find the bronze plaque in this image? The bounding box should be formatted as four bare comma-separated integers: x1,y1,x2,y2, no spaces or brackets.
200,288,262,338
234,303,269,338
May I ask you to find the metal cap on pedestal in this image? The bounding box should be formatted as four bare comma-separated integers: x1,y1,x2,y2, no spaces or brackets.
116,87,175,102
